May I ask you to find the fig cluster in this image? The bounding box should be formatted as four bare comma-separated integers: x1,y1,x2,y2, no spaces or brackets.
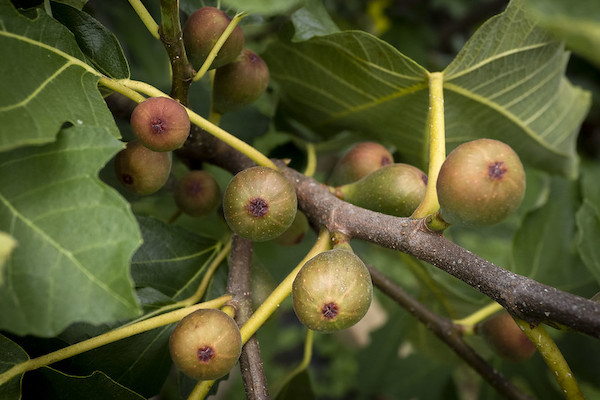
174,170,221,217
478,312,536,362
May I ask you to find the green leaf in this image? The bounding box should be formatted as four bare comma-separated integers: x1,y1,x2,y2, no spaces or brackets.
221,0,305,16
0,334,29,400
0,126,142,337
131,216,220,299
290,0,340,42
275,369,316,400
576,162,600,284
443,0,589,177
0,232,17,286
0,1,114,152
51,2,130,79
523,0,600,68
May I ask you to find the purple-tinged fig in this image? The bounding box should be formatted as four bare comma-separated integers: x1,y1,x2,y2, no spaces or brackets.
479,312,536,362
130,97,190,152
174,170,221,217
114,140,171,195
329,142,394,186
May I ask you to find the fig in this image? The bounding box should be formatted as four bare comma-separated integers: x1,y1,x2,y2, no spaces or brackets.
436,139,525,226
174,170,221,217
183,6,245,70
479,312,536,362
169,308,242,381
275,211,309,246
114,140,171,195
130,97,190,152
329,142,394,186
292,248,373,332
223,166,297,242
337,163,428,217
212,48,270,114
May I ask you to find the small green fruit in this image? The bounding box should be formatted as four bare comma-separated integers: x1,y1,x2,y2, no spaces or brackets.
223,166,297,242
212,48,270,114
174,170,221,217
275,211,309,246
114,140,172,195
292,248,373,332
183,7,245,70
338,163,428,217
130,97,190,152
437,139,526,226
329,142,393,186
169,309,242,381
479,312,536,362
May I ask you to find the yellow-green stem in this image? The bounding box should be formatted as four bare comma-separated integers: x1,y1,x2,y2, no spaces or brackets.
193,13,247,82
515,320,584,400
273,329,314,396
303,143,317,177
189,380,214,400
0,295,232,386
127,0,160,40
453,302,504,335
412,71,446,219
98,77,146,103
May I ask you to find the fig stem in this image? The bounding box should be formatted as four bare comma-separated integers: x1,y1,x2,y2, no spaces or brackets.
303,142,317,177
193,12,248,82
0,295,233,387
453,302,504,335
515,319,585,400
272,329,314,396
411,71,445,219
127,0,160,40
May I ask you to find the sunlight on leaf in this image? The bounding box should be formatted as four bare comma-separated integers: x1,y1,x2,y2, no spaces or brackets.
0,126,142,337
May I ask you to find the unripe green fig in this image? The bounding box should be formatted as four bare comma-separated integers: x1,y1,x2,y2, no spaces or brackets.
169,308,242,381
479,312,536,362
329,142,394,186
223,166,297,242
437,139,525,226
114,140,172,195
212,48,270,114
275,211,309,246
338,163,427,217
183,6,245,70
174,170,221,217
292,248,373,332
130,97,190,152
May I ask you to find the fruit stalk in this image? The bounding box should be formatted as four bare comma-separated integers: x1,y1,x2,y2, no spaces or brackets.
453,302,505,335
127,0,160,39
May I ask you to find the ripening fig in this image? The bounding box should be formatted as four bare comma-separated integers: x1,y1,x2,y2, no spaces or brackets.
130,97,190,152
436,139,525,226
169,308,242,381
174,170,221,217
275,211,309,246
329,142,394,186
479,312,536,362
292,248,373,332
212,48,270,114
337,163,428,217
114,140,172,195
183,6,245,70
223,166,297,242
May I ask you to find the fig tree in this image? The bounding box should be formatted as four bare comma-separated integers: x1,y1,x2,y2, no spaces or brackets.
114,140,171,195
130,97,190,152
479,312,536,362
223,166,297,242
169,308,242,381
292,248,373,332
329,142,393,186
337,163,428,217
174,170,221,217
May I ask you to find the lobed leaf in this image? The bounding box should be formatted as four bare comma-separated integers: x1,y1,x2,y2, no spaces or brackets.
0,125,142,337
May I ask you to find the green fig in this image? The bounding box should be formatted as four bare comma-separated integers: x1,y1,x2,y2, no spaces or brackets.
437,139,526,226
169,308,242,381
292,248,373,332
338,163,427,217
114,140,171,195
329,142,393,186
479,312,536,362
223,166,297,242
174,170,221,217
130,97,190,152
212,48,270,114
183,6,245,70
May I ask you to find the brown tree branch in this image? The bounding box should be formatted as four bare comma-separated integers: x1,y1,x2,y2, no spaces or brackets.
368,265,534,400
226,235,270,400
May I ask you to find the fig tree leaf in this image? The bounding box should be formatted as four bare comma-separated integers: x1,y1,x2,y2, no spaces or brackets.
0,1,114,152
0,232,17,285
290,0,340,42
523,0,600,68
131,216,221,299
0,334,29,400
275,369,316,400
51,2,130,79
0,125,142,337
576,162,600,284
265,0,590,176
221,0,304,16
